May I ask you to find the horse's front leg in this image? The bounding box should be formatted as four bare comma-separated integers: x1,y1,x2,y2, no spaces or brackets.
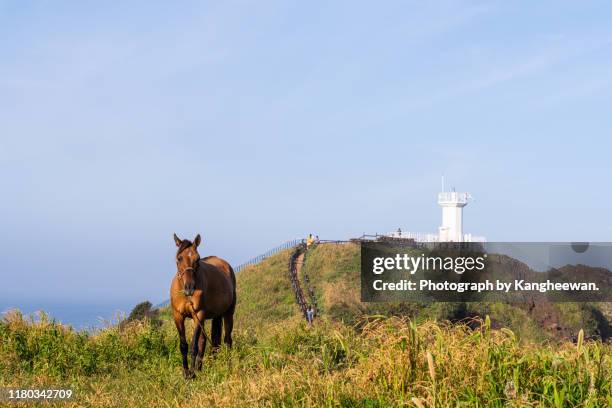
190,310,205,372
174,312,194,379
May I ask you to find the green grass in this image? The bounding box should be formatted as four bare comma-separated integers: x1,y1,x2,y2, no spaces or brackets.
234,247,300,334
1,311,611,407
301,243,610,342
1,243,611,407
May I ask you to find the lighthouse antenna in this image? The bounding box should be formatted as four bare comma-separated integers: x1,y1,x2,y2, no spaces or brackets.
441,175,445,192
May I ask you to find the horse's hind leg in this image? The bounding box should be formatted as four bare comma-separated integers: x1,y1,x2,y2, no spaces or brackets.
223,311,234,348
211,317,222,351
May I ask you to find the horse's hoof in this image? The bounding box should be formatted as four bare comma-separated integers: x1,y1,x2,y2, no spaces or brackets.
184,370,196,380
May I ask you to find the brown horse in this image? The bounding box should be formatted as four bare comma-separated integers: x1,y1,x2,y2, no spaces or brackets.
170,233,236,379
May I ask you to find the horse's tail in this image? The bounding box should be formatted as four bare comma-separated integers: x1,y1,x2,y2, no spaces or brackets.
229,264,237,307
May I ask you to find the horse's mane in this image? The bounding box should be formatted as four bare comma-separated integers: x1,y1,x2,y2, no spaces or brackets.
177,239,193,255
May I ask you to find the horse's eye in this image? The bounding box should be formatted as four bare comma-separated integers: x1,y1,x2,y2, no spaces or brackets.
178,256,183,262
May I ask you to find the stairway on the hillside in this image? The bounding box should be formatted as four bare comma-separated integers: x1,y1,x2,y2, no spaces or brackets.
288,246,318,321
289,249,306,318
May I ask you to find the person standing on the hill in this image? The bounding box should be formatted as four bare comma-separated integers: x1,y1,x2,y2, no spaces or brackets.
306,305,314,324
306,234,314,249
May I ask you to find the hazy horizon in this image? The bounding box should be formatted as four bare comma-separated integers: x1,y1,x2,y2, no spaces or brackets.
2,1,612,310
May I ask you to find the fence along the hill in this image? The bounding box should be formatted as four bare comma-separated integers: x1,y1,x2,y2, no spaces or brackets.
234,239,304,272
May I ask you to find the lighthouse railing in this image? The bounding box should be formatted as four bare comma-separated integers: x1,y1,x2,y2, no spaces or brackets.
438,192,469,204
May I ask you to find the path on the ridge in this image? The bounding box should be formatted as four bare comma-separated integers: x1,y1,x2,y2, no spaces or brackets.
295,252,305,280
289,246,317,321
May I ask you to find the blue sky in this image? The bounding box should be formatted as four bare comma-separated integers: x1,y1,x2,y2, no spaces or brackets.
1,1,611,306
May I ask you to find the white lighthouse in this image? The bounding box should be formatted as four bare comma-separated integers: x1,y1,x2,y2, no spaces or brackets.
385,180,484,243
438,190,471,242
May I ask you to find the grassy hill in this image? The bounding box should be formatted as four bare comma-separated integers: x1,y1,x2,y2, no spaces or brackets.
234,248,300,334
1,243,611,407
301,243,611,342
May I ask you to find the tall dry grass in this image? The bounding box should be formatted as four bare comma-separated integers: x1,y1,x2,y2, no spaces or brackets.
1,309,610,407
2,244,610,406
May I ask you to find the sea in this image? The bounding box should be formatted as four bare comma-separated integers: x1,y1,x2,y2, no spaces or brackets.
0,300,144,331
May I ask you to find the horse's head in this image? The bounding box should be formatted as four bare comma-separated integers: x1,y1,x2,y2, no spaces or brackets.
173,233,201,296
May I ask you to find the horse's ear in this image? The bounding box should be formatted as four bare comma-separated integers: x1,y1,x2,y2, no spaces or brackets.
173,233,182,247
193,234,201,248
